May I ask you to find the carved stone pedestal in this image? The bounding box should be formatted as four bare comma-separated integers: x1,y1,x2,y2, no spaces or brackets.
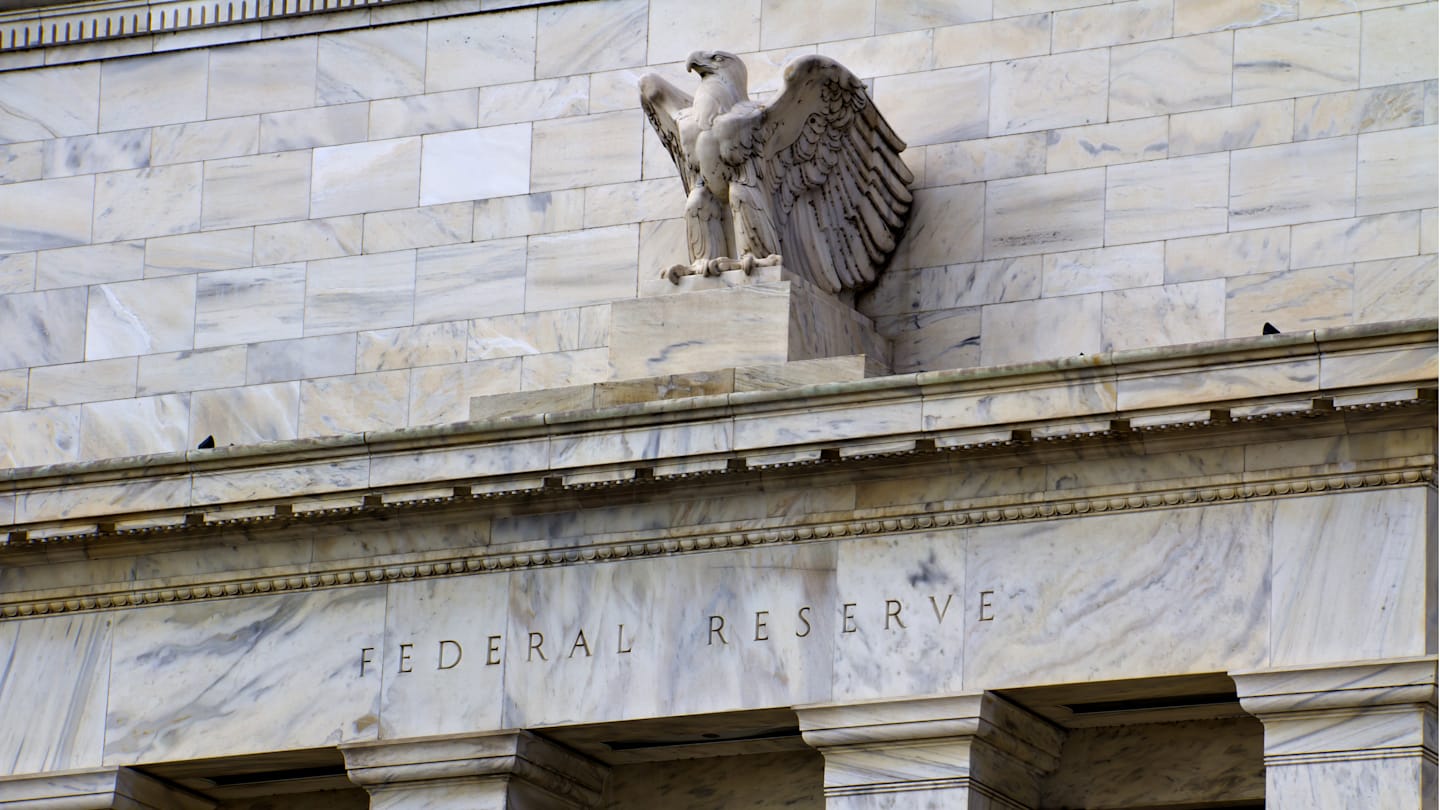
341,732,607,810
797,694,1063,809
611,267,892,380
0,767,215,809
1234,657,1438,809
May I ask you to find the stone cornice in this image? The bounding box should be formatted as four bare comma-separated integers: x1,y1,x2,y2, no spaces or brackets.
0,0,560,62
0,319,1434,540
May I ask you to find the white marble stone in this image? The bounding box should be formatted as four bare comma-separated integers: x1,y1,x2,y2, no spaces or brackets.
412,237,526,324
305,251,417,336
311,137,422,218
1290,210,1419,269
0,404,80,468
1294,83,1427,141
0,614,111,774
41,129,149,178
873,65,988,146
760,0,873,49
897,183,985,268
472,190,585,241
144,228,255,277
370,89,479,140
535,0,647,79
409,357,523,424
247,333,357,385
0,287,87,370
299,370,409,436
150,117,259,166
521,347,613,390
202,151,312,229
84,275,196,360
1270,489,1431,665
468,309,580,361
1225,264,1354,337
363,203,472,254
1360,3,1438,87
978,293,1105,366
1111,32,1233,120
254,216,363,265
98,50,208,131
137,346,247,396
530,111,641,192
648,0,761,64
1043,243,1163,297
259,103,371,152
989,50,1109,136
934,12,1051,67
0,252,35,294
0,63,98,144
0,141,42,184
1106,152,1231,244
1054,0,1173,52
965,502,1272,689
316,23,426,104
36,240,144,290
1166,226,1291,282
475,76,589,128
0,367,26,411
1356,124,1437,216
0,175,94,253
93,164,203,242
1234,15,1361,104
28,357,136,407
830,532,966,701
984,169,1105,259
863,256,1040,317
1354,255,1439,322
1046,117,1168,172
78,394,191,461
501,544,837,727
1170,99,1295,156
1174,0,1296,35
195,263,307,348
526,225,638,311
189,381,301,447
1102,280,1226,351
104,588,385,764
208,36,318,118
603,751,822,809
357,322,467,373
882,308,981,373
925,133,1046,186
419,124,531,206
1229,136,1356,230
426,9,536,93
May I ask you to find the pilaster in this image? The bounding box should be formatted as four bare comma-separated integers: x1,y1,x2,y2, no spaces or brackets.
0,767,215,809
1234,657,1438,809
340,731,607,810
796,693,1063,809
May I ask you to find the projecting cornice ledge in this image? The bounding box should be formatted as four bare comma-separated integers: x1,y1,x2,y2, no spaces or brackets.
0,318,1435,541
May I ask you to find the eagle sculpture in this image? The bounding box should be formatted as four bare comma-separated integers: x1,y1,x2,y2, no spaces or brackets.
640,51,914,297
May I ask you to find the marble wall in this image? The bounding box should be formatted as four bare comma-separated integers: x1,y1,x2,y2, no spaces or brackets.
0,0,1435,469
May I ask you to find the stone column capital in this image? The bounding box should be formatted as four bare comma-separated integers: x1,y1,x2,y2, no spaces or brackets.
0,767,215,810
341,730,606,809
795,693,1063,807
1232,657,1437,808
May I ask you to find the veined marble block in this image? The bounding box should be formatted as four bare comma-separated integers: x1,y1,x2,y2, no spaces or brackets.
609,272,890,380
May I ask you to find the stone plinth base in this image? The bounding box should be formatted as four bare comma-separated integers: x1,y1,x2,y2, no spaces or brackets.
609,267,891,380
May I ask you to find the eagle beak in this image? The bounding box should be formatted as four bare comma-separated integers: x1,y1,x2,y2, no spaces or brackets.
686,53,709,75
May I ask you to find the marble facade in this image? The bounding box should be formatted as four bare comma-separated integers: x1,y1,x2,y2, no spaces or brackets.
0,0,1437,807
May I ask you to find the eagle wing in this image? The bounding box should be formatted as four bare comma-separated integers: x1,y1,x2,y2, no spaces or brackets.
639,73,697,195
754,55,914,294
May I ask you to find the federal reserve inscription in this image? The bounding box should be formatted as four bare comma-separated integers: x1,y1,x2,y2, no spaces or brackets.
361,591,982,676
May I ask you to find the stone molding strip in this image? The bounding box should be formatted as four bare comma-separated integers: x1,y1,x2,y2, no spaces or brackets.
0,459,1430,621
1,318,1434,532
0,0,558,60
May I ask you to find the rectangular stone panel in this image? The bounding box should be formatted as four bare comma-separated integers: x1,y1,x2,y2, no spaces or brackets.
311,138,421,218
989,50,1109,136
151,117,259,166
98,50,207,131
1234,15,1360,104
0,614,112,774
1229,137,1356,229
93,164,203,243
1270,488,1431,666
984,168,1104,259
526,225,638,311
36,240,144,290
0,176,94,253
831,532,966,702
419,124,531,205
426,10,536,93
304,251,416,336
77,394,190,461
316,23,426,104
0,63,98,143
1110,32,1233,120
531,111,642,192
501,544,837,728
202,151,311,229
104,588,385,765
207,36,318,118
964,502,1272,689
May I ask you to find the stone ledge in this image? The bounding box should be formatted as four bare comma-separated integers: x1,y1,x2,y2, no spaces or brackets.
0,319,1433,535
0,0,561,60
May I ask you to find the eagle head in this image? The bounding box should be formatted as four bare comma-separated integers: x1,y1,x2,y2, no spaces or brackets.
686,50,748,90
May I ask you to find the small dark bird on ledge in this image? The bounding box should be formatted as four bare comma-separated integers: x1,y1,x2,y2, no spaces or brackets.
1262,322,1280,335
197,435,216,449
